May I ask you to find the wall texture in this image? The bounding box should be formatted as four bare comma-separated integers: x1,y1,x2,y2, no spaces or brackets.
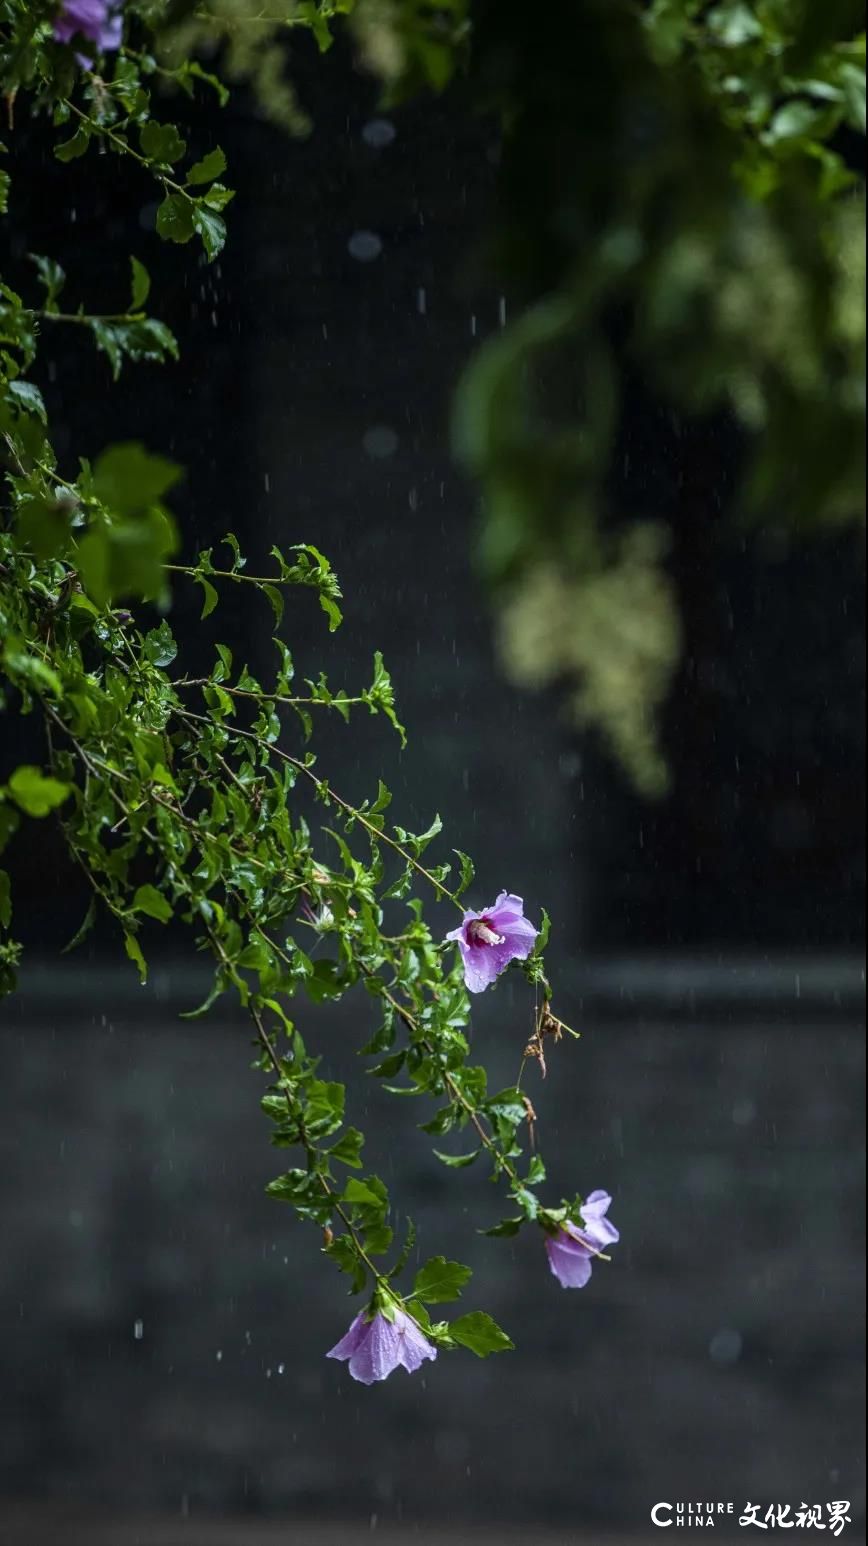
1,966,864,1538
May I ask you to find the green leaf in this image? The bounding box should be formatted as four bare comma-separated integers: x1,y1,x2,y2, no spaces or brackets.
124,931,148,985
173,59,230,106
91,442,182,516
2,645,62,698
266,1169,323,1208
364,1222,394,1255
482,1217,524,1238
7,380,46,422
75,506,179,608
453,849,475,897
202,183,235,212
156,194,196,245
766,101,825,143
6,765,72,818
139,121,187,165
367,650,406,744
143,620,178,668
839,62,867,133
129,256,151,310
369,1049,406,1079
305,1078,345,1135
16,495,73,561
433,1148,481,1169
192,202,227,261
387,1217,417,1282
262,583,284,627
55,124,92,162
61,897,97,955
412,1256,472,1304
512,1187,539,1220
325,1235,366,1293
328,1127,365,1168
151,763,179,793
180,975,226,1019
29,253,66,307
341,1178,384,1209
221,533,245,572
486,1087,527,1125
90,317,179,380
186,147,227,185
320,594,343,632
707,1,763,46
132,884,172,923
197,576,219,618
359,1014,395,1056
449,1312,514,1357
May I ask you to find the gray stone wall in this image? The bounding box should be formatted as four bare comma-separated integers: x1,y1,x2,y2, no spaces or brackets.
1,963,864,1540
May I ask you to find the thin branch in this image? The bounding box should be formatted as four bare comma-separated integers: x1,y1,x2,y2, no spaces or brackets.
171,705,463,909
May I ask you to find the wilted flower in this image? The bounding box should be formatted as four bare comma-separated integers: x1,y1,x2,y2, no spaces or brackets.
544,1190,619,1289
446,891,538,993
326,1305,436,1384
54,0,124,53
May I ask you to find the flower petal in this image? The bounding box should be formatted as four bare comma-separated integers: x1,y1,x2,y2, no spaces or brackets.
582,1216,619,1247
495,915,537,955
490,895,537,954
393,1309,437,1373
545,1230,594,1289
580,1191,619,1246
346,1313,403,1384
325,1312,368,1363
54,0,123,50
580,1189,612,1220
460,941,505,994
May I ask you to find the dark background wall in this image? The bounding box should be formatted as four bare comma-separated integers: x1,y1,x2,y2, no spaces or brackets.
1,32,865,1545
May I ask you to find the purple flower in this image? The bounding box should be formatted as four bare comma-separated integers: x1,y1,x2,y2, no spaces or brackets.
446,891,538,994
544,1191,619,1289
54,0,124,53
326,1306,437,1385
579,1189,620,1248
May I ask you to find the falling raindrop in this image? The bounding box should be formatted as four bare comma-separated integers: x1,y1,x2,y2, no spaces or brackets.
732,1097,756,1127
363,426,399,459
133,1319,144,1341
348,230,383,262
362,118,396,148
709,1327,743,1366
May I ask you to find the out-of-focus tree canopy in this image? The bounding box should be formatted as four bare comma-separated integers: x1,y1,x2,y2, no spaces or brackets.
127,0,868,787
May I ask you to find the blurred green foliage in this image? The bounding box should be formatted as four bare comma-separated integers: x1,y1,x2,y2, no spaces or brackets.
358,0,866,790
